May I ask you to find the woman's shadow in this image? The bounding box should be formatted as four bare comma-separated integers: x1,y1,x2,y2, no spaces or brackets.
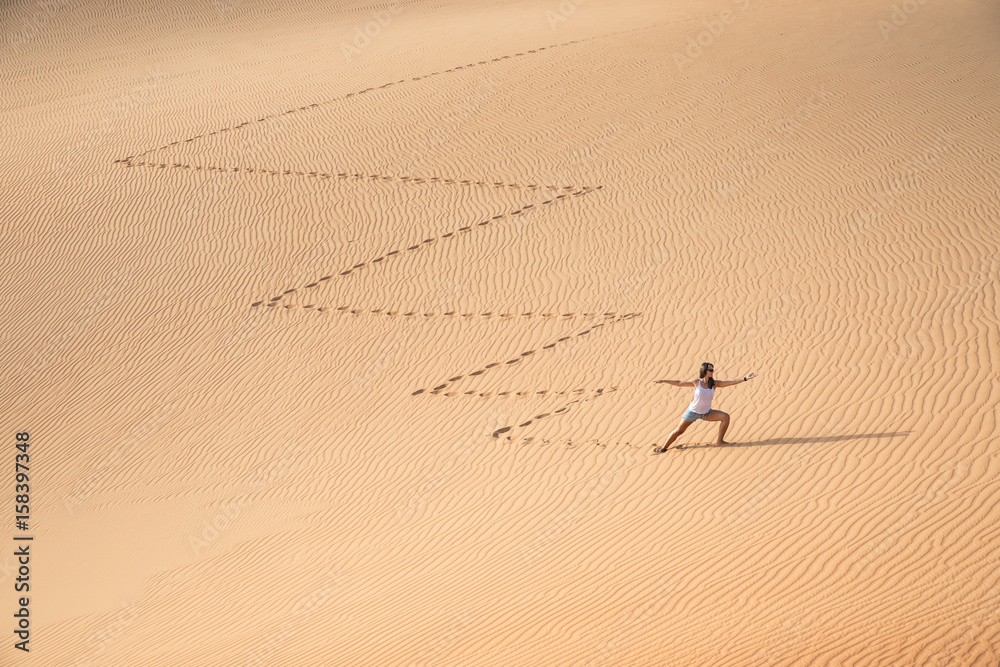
675,431,912,450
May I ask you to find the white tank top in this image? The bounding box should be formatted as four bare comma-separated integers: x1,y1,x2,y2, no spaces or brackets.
687,380,714,414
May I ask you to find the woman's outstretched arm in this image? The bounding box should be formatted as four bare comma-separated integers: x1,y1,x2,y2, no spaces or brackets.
653,379,697,387
714,372,759,387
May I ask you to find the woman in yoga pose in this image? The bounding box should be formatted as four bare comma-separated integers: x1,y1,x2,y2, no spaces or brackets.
652,362,758,453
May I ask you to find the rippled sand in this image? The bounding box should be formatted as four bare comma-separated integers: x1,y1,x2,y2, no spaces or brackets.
2,0,998,664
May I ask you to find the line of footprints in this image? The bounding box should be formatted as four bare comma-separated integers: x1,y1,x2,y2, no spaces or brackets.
114,159,596,194
116,39,593,163
108,26,669,444
491,386,617,439
252,187,600,308
420,387,618,399
507,436,649,450
268,307,624,321
412,314,639,396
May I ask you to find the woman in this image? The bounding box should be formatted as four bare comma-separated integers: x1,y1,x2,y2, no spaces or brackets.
651,362,758,453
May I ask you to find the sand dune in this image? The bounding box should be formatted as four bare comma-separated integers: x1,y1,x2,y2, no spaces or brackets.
2,0,999,664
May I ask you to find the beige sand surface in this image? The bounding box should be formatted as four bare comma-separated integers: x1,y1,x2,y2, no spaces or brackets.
2,0,999,664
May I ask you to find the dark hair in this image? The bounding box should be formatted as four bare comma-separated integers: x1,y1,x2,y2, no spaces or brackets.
699,362,715,388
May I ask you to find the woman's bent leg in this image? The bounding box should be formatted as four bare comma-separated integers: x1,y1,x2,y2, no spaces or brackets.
704,410,731,445
658,418,693,451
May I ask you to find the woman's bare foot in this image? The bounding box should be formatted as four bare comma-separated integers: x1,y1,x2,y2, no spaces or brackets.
716,440,733,446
